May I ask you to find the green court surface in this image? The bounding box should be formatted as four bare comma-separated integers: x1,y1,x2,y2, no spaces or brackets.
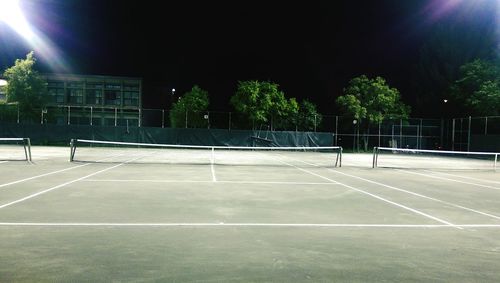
1,146,500,282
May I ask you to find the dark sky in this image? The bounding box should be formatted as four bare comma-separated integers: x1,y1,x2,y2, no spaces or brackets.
0,0,498,114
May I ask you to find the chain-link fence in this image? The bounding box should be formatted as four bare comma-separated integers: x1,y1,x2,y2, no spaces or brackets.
1,104,499,151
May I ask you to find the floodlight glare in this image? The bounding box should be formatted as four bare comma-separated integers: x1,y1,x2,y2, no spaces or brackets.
0,0,35,41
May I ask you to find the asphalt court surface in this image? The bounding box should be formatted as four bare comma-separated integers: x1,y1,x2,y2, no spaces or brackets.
1,146,500,282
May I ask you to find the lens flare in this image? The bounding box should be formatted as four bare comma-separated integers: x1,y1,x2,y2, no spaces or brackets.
0,0,70,72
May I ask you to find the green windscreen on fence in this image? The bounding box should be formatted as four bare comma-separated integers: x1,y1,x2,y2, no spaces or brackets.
0,122,335,147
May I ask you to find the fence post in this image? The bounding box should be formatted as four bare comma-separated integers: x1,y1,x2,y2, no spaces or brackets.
185,110,188,128
451,118,455,151
485,116,488,135
314,114,317,132
162,109,165,128
399,119,403,148
17,104,20,124
90,106,93,125
67,106,70,125
114,108,117,126
378,121,381,147
138,109,141,127
335,116,338,146
467,116,471,152
229,112,231,131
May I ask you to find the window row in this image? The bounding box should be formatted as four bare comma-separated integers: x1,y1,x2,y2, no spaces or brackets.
48,88,139,106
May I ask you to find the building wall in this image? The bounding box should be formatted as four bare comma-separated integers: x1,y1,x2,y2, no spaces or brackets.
42,74,142,126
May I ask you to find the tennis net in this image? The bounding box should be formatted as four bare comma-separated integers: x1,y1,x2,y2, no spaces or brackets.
372,147,498,170
0,138,32,162
70,139,342,167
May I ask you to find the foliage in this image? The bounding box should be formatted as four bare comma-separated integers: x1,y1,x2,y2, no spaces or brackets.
230,80,300,130
2,51,48,122
297,99,322,131
336,75,410,124
170,85,209,128
450,59,500,116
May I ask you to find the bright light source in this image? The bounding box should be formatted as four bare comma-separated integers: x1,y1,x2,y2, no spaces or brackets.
0,0,35,41
0,79,7,86
0,0,70,72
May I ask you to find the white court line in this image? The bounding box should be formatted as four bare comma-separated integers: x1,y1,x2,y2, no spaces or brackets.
274,156,460,229
320,168,500,220
0,161,8,164
0,154,150,209
0,153,125,190
0,222,492,228
423,170,500,185
397,169,500,190
83,179,336,185
211,163,217,182
0,222,499,228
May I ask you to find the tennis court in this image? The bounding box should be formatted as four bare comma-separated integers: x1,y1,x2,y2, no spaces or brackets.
1,140,500,282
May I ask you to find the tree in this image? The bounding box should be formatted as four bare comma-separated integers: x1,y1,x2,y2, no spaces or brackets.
3,51,48,122
450,59,500,116
337,75,410,123
230,80,299,130
170,85,209,128
336,75,410,150
297,99,322,131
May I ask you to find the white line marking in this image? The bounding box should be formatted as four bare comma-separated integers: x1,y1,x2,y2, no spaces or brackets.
0,222,499,228
397,169,500,190
274,156,460,229
83,179,337,185
0,154,149,209
0,153,125,190
211,163,217,182
0,161,8,164
324,169,500,220
423,170,500,185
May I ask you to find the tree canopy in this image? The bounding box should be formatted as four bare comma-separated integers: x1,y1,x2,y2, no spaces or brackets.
450,59,500,116
336,75,410,124
230,80,302,130
2,51,47,121
170,85,209,128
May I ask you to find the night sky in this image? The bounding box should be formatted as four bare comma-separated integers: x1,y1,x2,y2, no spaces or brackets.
0,0,498,115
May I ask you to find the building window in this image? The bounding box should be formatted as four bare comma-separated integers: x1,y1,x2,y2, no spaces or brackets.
48,88,65,103
47,81,64,88
105,90,121,105
68,89,83,104
105,83,121,90
123,91,139,106
86,89,103,105
68,81,84,88
87,82,103,89
124,83,139,91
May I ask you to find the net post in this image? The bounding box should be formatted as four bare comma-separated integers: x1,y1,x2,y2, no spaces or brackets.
26,138,32,162
495,154,498,171
335,147,342,167
22,138,31,162
339,147,343,167
70,139,76,162
372,147,378,168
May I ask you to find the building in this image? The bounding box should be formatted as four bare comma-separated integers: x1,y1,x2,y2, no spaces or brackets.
43,74,142,126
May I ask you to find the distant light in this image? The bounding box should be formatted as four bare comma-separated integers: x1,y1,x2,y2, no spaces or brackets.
0,79,7,86
172,88,176,92
443,99,448,103
0,0,35,41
